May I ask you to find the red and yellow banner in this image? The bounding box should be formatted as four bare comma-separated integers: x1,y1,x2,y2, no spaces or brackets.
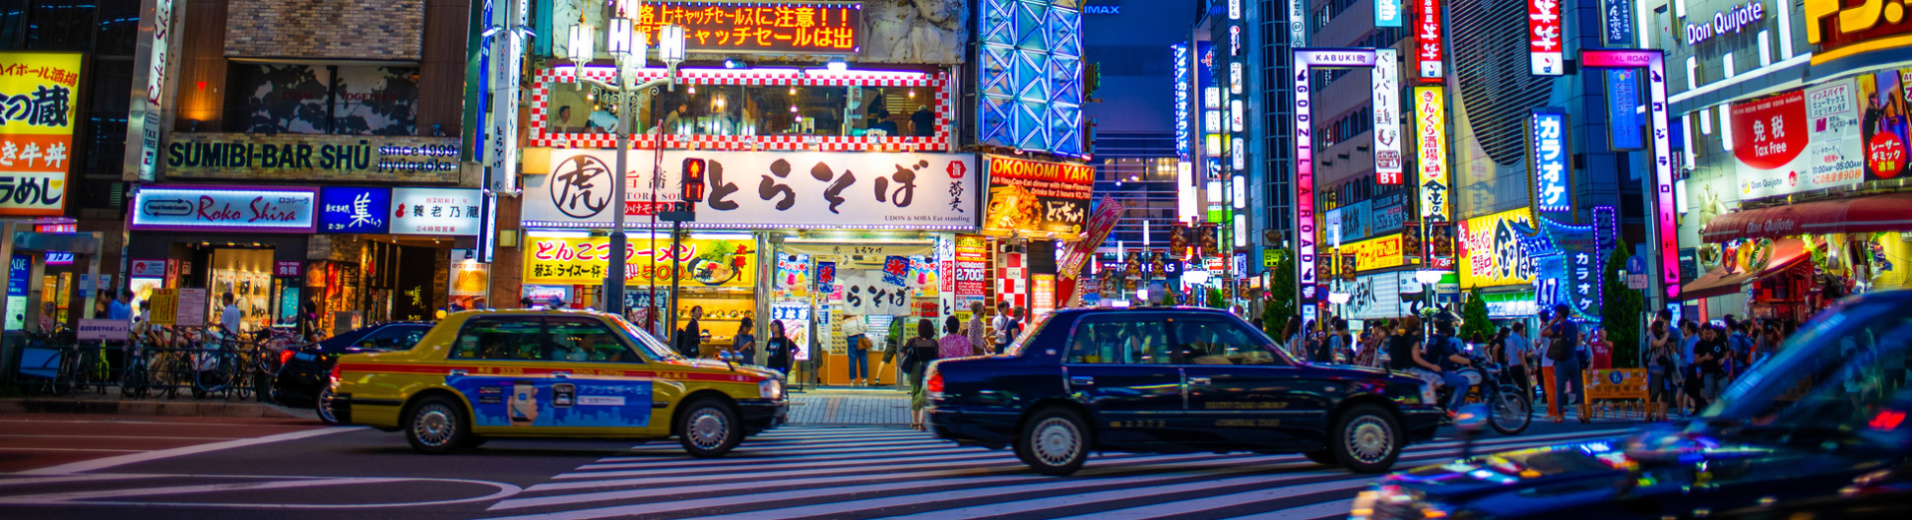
0,52,82,216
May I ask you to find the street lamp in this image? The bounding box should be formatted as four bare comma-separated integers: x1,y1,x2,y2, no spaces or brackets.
1415,269,1444,336
568,8,687,317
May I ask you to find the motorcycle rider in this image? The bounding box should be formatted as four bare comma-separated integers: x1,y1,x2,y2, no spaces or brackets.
1428,319,1474,413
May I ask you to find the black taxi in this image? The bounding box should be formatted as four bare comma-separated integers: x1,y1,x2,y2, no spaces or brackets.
925,307,1442,475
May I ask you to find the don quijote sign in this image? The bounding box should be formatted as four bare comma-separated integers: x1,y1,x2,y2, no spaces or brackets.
162,133,461,182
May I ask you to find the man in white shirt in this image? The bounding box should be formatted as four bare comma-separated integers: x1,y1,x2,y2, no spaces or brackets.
220,292,243,344
991,302,1018,354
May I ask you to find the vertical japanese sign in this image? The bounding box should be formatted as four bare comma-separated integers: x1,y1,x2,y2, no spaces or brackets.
1603,0,1635,45
1581,50,1677,299
1416,0,1445,82
1377,0,1404,28
1173,43,1191,160
1373,49,1404,185
953,234,987,299
1608,69,1644,150
1293,49,1379,326
1530,110,1571,213
486,0,526,193
1529,0,1563,75
1415,86,1450,224
0,52,81,216
132,0,176,181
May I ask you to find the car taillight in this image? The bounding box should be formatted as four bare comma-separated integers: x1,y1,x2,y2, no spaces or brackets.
280,349,297,367
329,364,342,383
926,369,944,401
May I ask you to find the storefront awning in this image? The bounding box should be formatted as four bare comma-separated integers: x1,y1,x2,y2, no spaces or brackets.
1701,193,1912,242
1679,238,1810,300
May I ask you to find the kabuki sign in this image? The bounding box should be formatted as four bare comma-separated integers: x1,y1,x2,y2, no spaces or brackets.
1416,0,1445,82
1293,48,1379,326
1580,49,1678,300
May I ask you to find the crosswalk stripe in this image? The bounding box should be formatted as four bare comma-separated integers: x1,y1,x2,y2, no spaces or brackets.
493,430,1624,516
929,477,1368,520
1042,479,1370,520
1220,498,1361,520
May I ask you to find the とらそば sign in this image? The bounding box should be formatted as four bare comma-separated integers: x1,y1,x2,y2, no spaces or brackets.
0,51,82,217
524,234,757,288
129,186,318,233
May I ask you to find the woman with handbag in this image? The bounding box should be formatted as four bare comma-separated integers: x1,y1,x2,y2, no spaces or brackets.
901,319,940,430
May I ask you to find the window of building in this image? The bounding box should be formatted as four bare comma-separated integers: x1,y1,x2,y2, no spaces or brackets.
544,83,939,140
224,63,422,135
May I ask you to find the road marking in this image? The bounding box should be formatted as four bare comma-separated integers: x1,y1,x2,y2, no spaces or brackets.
0,475,523,509
1221,498,1359,520
1044,479,1371,520
0,474,169,488
17,426,361,475
0,448,144,453
0,434,237,440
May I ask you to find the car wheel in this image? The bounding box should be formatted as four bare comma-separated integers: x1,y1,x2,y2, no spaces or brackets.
1331,404,1402,473
1303,449,1339,466
404,396,468,454
677,398,742,458
316,387,341,425
1016,407,1089,476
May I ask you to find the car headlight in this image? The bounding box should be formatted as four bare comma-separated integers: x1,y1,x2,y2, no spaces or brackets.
1350,485,1455,520
759,378,783,400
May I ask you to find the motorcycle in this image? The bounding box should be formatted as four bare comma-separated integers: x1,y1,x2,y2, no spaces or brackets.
1436,353,1532,435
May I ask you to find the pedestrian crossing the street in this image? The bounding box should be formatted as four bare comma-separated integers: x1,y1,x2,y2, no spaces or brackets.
481,425,1634,520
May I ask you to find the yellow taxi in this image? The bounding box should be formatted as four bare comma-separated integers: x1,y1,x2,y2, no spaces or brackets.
327,309,787,457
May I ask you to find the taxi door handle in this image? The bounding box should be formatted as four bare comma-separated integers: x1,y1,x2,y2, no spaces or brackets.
1069,376,1094,386
448,369,468,377
1189,377,1212,385
552,371,570,379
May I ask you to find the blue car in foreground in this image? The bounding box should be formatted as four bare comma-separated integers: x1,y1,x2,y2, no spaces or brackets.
926,307,1442,475
1352,291,1912,520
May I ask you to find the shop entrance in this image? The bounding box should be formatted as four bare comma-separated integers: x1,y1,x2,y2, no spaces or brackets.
207,248,275,333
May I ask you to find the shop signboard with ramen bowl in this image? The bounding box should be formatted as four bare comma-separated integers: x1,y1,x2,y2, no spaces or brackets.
982,154,1094,236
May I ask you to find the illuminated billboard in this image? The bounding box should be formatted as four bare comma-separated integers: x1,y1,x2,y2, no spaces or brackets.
978,0,1085,156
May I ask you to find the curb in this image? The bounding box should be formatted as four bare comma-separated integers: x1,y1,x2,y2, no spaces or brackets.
0,398,304,419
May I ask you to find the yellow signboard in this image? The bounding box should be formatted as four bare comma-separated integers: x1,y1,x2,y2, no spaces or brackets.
149,288,177,326
524,235,757,288
1458,208,1538,288
1584,369,1648,400
1343,234,1405,272
0,52,82,216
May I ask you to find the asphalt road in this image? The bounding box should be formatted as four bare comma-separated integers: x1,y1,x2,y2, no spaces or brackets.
0,413,1634,520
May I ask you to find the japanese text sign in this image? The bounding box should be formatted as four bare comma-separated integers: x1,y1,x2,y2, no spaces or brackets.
1377,0,1403,28
274,261,302,277
1294,48,1379,326
1415,86,1450,223
391,187,481,236
1373,48,1405,185
1579,49,1675,298
1603,0,1634,45
1730,80,1865,198
0,51,81,216
528,149,977,230
163,134,460,181
130,186,318,233
1530,110,1571,213
983,155,1093,234
524,234,756,288
1529,0,1563,75
1416,0,1444,81
1344,234,1407,272
318,186,392,234
1459,208,1538,288
633,1,861,54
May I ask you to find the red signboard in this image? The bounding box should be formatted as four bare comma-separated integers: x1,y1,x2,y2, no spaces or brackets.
636,1,861,54
1729,89,1808,170
1416,0,1444,82
1528,0,1563,75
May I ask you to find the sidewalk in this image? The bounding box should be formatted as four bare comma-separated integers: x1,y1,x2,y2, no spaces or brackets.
788,387,911,427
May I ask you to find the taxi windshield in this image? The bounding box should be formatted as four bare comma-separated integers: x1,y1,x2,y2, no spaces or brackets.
1004,313,1054,356
1699,297,1912,447
608,316,680,361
